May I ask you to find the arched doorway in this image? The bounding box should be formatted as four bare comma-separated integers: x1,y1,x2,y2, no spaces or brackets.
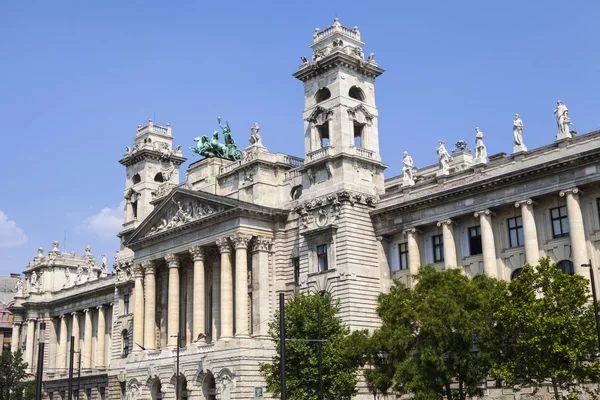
203,373,216,400
556,260,575,275
150,379,162,400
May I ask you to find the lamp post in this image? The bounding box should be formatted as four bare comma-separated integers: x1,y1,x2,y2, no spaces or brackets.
582,260,600,353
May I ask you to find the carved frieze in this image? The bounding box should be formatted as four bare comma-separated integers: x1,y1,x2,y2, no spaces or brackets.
147,198,226,236
294,189,376,228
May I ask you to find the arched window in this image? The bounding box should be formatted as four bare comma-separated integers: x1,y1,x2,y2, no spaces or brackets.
154,173,164,183
556,260,575,275
132,174,141,185
315,87,331,103
151,380,162,400
510,268,523,280
290,185,303,200
121,330,129,358
203,374,217,400
348,86,365,101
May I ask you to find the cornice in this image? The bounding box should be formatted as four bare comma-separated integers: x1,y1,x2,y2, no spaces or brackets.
293,52,384,81
119,149,186,167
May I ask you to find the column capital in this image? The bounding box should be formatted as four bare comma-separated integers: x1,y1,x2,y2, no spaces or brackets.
59,314,65,320
436,219,454,227
252,236,273,253
474,209,494,218
216,237,232,254
515,199,536,208
165,254,179,268
71,311,79,317
141,260,155,274
97,305,104,311
132,263,144,278
231,232,252,249
559,187,582,198
83,308,90,314
402,227,421,236
189,246,205,261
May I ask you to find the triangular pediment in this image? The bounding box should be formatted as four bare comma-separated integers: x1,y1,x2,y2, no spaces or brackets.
347,104,374,123
305,106,332,125
126,189,235,244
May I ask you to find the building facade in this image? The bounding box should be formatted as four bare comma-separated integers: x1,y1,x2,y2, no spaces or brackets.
10,19,600,399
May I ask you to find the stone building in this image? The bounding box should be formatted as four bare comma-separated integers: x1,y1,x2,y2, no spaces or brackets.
10,18,600,399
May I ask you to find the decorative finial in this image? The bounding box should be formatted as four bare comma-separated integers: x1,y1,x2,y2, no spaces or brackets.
37,247,43,257
148,118,152,122
52,241,59,252
85,245,91,256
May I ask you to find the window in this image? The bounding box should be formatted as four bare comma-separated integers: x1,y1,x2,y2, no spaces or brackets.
86,388,91,400
353,122,364,147
154,172,164,182
132,174,141,185
348,86,365,101
293,257,300,285
100,388,105,400
318,123,330,148
131,201,138,219
122,330,129,358
468,226,482,255
121,383,126,400
597,198,600,225
508,216,524,247
398,243,409,270
317,244,328,272
315,87,331,103
556,260,575,275
432,234,444,263
123,294,130,315
551,206,569,238
511,268,523,280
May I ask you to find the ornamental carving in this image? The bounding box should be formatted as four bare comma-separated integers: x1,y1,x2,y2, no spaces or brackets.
115,261,133,282
189,246,205,261
147,198,226,236
294,190,376,228
252,237,273,252
215,237,231,254
231,232,252,249
141,260,154,274
132,263,144,278
165,254,179,268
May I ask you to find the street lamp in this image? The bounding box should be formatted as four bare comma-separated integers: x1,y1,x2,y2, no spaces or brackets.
581,260,600,354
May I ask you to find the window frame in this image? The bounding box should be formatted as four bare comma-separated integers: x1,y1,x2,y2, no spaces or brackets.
468,226,483,256
507,216,524,248
432,234,444,263
550,206,570,239
123,294,130,315
398,242,409,270
293,257,300,285
317,244,328,272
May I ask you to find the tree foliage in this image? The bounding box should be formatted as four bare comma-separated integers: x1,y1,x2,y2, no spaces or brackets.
489,257,600,400
259,292,366,400
365,266,501,400
0,350,32,400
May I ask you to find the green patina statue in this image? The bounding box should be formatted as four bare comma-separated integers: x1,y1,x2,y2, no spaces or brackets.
191,117,243,160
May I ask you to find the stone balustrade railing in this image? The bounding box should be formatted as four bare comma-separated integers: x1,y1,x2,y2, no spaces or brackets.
283,155,305,168
136,120,171,136
218,151,305,175
307,146,334,162
352,146,375,159
313,18,361,43
284,168,302,182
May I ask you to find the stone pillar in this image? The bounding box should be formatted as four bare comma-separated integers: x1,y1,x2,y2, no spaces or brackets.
474,209,498,278
189,246,206,342
166,254,180,347
96,306,106,368
402,228,422,283
185,265,193,345
132,263,145,352
142,261,156,351
82,309,93,369
211,252,221,340
560,188,587,275
71,312,80,368
232,233,252,337
437,220,458,268
515,199,540,266
25,319,35,372
252,236,272,336
216,238,233,338
11,322,21,353
57,316,68,371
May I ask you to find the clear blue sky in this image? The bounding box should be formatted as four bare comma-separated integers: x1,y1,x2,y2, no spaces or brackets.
1,1,599,275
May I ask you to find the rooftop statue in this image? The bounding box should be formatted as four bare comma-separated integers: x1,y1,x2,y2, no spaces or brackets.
554,100,573,139
191,117,243,161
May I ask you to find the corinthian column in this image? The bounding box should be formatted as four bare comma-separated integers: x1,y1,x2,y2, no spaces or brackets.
25,319,36,373
83,309,92,369
142,261,156,350
515,199,539,266
71,312,80,368
474,209,498,278
402,228,422,283
57,316,67,371
437,220,458,268
132,263,145,352
166,254,180,348
96,306,106,368
189,246,205,342
232,233,252,337
252,236,272,336
216,238,233,338
560,188,587,275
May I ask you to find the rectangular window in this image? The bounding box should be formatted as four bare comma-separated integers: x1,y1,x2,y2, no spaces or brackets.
317,244,328,272
398,243,409,270
508,216,524,247
551,206,569,238
318,124,330,148
432,234,444,263
597,198,600,226
123,294,130,315
293,257,300,285
121,383,126,400
100,388,105,400
468,226,482,255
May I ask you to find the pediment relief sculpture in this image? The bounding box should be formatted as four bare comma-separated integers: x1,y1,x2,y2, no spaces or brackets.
146,198,226,236
294,190,376,228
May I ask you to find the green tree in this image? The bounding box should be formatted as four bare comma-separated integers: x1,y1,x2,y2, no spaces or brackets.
0,350,31,400
490,257,600,400
366,266,501,400
259,292,367,400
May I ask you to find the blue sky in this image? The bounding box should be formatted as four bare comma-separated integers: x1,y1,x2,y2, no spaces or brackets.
1,1,599,275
